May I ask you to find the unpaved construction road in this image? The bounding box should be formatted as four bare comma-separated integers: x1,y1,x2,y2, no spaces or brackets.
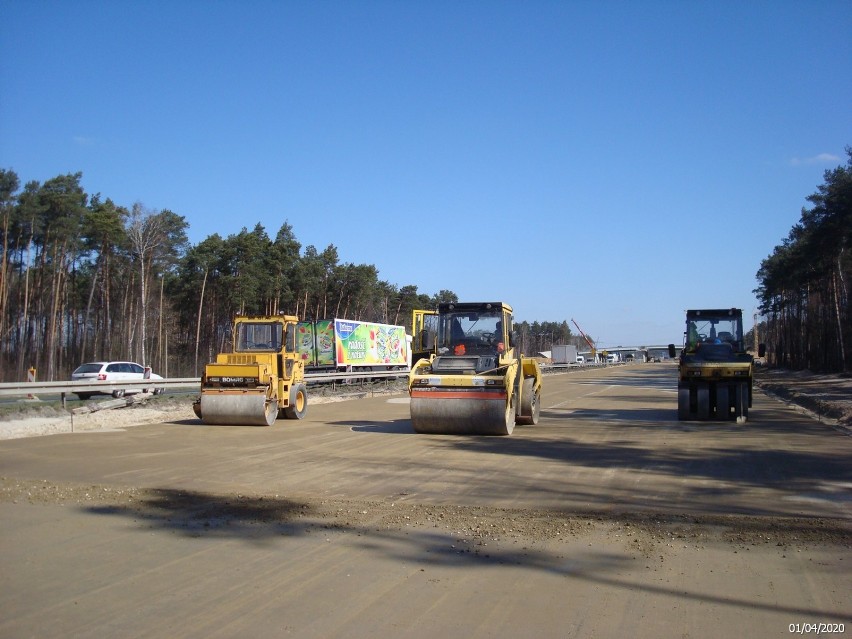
1,364,850,638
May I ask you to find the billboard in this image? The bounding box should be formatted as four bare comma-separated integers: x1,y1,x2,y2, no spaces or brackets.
297,319,408,368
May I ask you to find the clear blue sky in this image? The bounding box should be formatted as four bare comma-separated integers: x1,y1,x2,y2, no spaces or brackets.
2,0,850,345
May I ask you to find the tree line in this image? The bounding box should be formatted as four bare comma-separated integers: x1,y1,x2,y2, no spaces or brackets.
754,148,851,373
0,169,580,382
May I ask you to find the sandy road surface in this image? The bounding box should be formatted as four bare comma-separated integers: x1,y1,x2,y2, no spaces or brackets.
1,365,850,638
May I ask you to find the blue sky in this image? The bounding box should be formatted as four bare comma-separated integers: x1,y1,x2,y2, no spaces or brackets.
2,0,850,345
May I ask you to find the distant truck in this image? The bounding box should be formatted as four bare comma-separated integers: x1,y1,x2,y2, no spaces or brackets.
297,318,411,373
551,344,579,365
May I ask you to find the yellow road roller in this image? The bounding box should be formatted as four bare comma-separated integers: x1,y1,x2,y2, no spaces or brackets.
192,314,307,426
408,302,542,435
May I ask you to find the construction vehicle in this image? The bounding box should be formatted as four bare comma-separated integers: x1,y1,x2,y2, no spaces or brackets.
571,318,597,361
408,302,542,435
192,314,307,426
668,308,765,423
297,318,410,373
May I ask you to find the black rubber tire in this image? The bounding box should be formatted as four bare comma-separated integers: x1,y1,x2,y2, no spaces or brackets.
716,385,730,421
517,378,540,425
75,392,92,400
696,384,710,419
677,385,691,420
283,383,308,420
735,382,749,422
112,389,125,398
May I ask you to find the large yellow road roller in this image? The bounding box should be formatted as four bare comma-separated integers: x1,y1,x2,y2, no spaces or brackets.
408,302,542,435
192,314,307,426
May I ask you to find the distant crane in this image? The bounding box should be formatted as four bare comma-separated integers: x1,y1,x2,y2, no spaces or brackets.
571,318,597,357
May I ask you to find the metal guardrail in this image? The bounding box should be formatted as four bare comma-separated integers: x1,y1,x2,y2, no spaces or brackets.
0,371,409,399
539,362,609,373
0,378,201,398
0,362,629,399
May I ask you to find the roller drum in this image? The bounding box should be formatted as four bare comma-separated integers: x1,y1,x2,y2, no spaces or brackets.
410,391,514,435
200,391,277,426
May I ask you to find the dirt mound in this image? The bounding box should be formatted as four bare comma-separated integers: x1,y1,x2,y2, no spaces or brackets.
754,368,852,426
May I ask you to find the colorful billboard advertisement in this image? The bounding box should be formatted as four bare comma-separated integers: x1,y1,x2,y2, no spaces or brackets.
297,319,408,368
297,320,334,367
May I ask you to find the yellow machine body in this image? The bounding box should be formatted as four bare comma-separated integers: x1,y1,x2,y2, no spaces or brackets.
193,315,307,426
670,308,762,423
408,302,542,435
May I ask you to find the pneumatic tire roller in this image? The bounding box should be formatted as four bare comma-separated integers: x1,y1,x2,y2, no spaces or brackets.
669,308,765,424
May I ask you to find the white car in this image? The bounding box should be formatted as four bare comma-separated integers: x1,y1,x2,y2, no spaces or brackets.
71,361,164,399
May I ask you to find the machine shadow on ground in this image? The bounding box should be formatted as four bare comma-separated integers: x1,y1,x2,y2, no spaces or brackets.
441,429,852,492
334,418,414,434
78,486,852,624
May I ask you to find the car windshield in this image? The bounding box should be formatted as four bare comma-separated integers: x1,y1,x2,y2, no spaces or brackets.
235,322,282,351
685,312,743,351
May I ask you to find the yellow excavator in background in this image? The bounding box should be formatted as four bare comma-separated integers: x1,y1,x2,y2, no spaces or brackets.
408,302,542,435
192,314,307,426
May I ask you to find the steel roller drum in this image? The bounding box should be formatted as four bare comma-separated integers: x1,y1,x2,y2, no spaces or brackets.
200,391,277,426
410,390,513,435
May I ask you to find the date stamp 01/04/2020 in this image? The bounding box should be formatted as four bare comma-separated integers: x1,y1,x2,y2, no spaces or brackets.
789,623,845,635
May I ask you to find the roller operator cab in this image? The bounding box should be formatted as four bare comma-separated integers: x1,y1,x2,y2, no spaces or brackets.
192,315,308,426
408,302,542,435
668,308,765,423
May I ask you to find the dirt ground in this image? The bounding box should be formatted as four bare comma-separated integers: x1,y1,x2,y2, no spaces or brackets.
1,476,848,552
753,367,852,426
1,366,850,547
1,365,849,638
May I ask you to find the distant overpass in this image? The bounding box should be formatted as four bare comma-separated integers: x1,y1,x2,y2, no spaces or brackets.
578,345,682,363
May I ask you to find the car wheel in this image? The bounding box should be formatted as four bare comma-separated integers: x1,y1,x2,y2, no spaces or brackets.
153,388,164,395
75,392,92,400
112,389,125,398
